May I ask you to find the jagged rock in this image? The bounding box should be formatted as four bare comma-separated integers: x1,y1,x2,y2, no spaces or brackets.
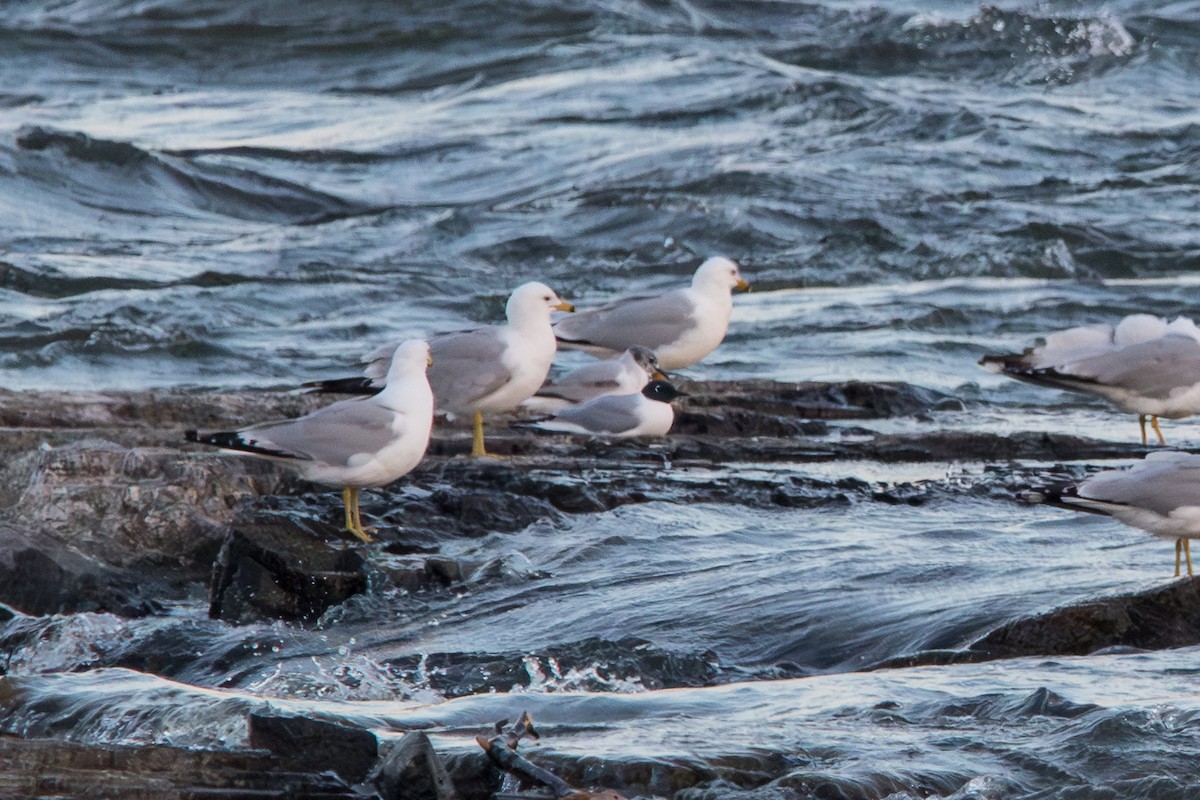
248,713,379,784
0,437,283,573
374,731,460,800
0,522,169,616
209,515,367,624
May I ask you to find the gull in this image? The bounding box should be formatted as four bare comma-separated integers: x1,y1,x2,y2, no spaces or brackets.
306,281,573,457
524,345,666,413
980,314,1200,445
1025,451,1200,577
552,257,749,370
186,339,434,543
517,380,684,437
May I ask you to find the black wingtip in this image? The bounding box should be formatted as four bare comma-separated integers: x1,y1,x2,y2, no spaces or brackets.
184,429,200,443
301,376,381,396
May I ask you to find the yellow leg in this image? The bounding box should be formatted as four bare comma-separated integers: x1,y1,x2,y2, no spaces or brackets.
341,486,373,543
1150,415,1167,446
1186,539,1194,577
471,410,488,457
1176,538,1182,578
1138,414,1148,447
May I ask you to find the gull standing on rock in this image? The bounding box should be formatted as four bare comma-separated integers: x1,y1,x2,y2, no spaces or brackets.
980,314,1200,446
517,380,685,438
1024,451,1200,577
553,257,750,370
186,339,434,543
306,281,574,457
524,345,667,413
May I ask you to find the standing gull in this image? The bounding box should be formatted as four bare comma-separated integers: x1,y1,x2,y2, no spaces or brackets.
186,339,434,543
980,314,1200,445
525,345,666,412
552,257,749,370
1025,451,1200,577
307,281,574,457
517,380,685,438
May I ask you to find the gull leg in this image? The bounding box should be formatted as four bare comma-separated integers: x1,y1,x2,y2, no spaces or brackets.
1187,539,1194,577
471,410,489,457
1176,538,1182,578
342,486,373,543
1150,415,1167,446
1139,414,1148,447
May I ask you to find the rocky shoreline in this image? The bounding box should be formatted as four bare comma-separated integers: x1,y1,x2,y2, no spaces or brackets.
0,379,1195,799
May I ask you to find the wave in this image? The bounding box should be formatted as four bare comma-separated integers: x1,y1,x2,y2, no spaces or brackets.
13,126,371,225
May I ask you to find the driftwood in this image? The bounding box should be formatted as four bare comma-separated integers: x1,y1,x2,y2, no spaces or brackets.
477,712,626,800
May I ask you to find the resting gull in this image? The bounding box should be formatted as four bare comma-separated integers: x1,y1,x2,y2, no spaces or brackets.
552,257,749,370
187,339,434,543
306,281,573,457
1025,450,1200,577
518,379,684,438
980,314,1200,445
525,345,666,413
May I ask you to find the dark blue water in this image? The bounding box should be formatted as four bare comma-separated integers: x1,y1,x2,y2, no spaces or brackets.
3,2,1200,797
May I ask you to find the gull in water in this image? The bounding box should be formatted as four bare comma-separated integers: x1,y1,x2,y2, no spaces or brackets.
187,339,434,543
980,314,1200,445
552,257,749,370
1025,451,1200,577
306,281,573,457
517,380,684,438
524,345,667,413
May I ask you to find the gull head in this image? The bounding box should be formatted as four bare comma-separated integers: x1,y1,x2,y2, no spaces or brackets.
507,281,574,324
693,256,750,293
626,345,666,379
642,379,685,403
389,339,433,378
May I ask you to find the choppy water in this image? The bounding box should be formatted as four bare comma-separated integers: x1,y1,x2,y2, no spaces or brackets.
3,1,1200,797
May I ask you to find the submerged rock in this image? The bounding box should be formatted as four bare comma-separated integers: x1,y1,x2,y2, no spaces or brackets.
0,734,367,798
387,636,723,697
873,577,1200,669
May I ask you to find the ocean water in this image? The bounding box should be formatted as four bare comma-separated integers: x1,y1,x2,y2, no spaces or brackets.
3,1,1200,797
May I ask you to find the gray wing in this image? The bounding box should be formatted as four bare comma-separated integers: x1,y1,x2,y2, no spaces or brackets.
553,289,697,351
246,399,400,467
1081,452,1200,516
540,359,628,403
428,326,513,412
1058,336,1200,399
551,393,643,434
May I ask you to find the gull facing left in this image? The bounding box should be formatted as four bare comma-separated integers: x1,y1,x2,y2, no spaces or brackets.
187,339,434,543
981,314,1200,445
1026,451,1200,577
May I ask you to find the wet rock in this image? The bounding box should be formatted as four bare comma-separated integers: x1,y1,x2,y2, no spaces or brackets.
209,514,367,624
0,436,283,574
248,712,379,784
0,522,169,616
967,577,1200,659
0,734,366,798
374,731,460,800
388,637,723,697
875,578,1200,669
686,379,949,420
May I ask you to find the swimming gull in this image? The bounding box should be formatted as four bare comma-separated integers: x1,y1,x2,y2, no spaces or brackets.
552,257,749,370
306,281,574,457
524,345,666,413
518,379,684,437
1025,450,1200,577
187,339,434,543
980,314,1200,445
